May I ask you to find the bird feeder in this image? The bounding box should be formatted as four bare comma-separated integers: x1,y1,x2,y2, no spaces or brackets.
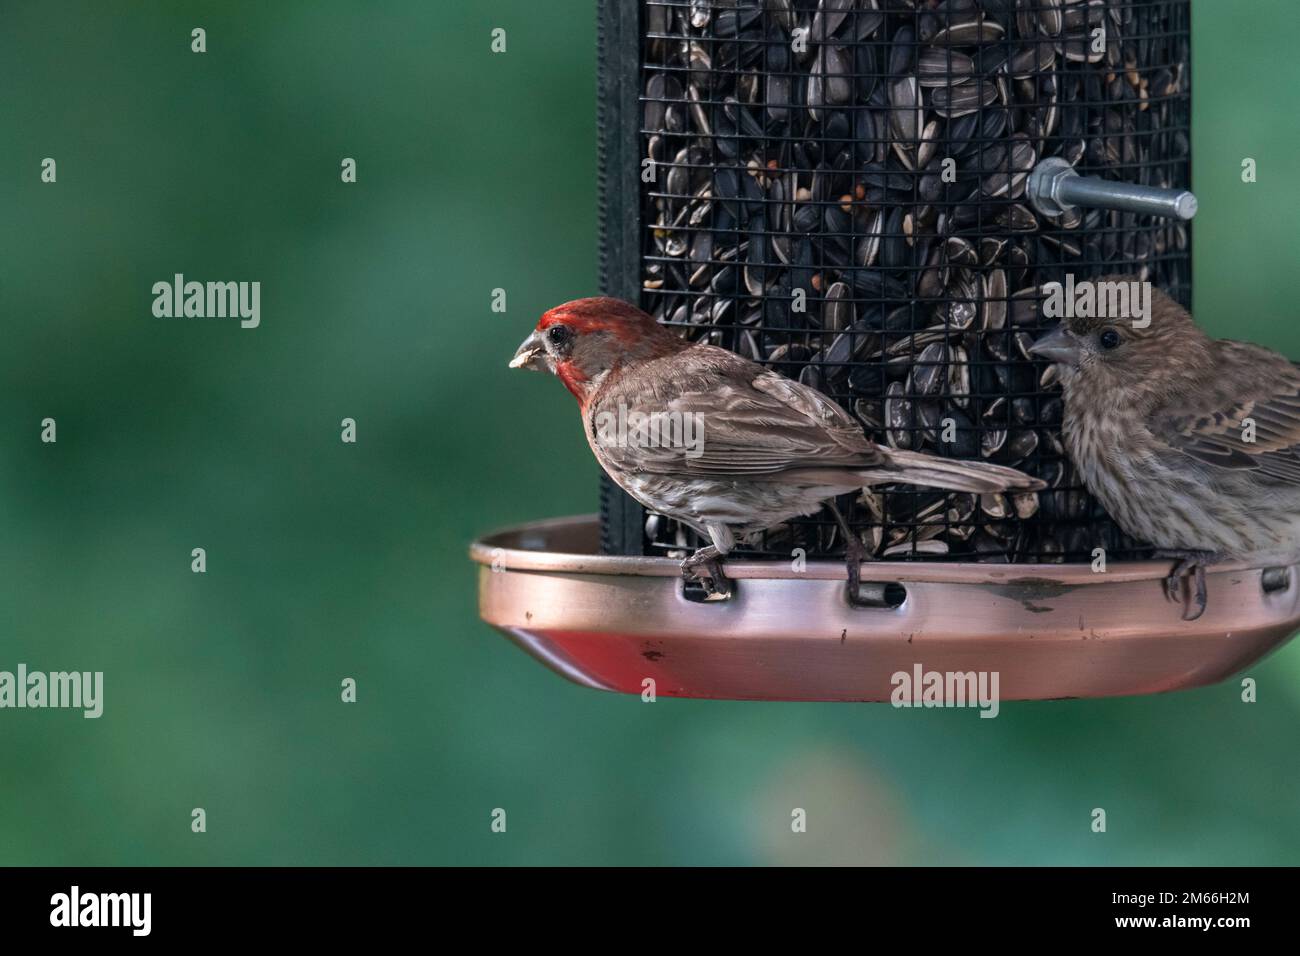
473,0,1300,700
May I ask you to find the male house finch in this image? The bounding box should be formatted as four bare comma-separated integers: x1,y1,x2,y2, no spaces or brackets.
511,297,1044,600
1029,282,1300,620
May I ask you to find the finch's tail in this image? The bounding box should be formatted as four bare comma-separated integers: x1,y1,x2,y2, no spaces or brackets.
860,448,1046,494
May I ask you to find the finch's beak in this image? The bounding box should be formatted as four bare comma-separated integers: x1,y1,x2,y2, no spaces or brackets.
1028,324,1083,367
509,331,545,371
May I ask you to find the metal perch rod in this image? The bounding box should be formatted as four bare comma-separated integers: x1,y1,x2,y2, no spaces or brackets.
1028,157,1198,220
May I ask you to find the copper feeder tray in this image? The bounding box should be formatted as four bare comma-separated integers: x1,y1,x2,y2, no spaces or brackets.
471,515,1300,702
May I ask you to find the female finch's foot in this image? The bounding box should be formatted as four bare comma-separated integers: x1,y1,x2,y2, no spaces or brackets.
843,536,868,607
1155,550,1217,621
680,546,732,599
825,501,869,607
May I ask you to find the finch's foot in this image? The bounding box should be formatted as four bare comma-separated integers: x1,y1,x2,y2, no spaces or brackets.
1155,550,1217,621
681,545,732,600
826,501,869,607
843,534,869,607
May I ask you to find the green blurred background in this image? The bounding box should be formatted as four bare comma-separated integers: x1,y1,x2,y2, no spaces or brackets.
1,0,1296,865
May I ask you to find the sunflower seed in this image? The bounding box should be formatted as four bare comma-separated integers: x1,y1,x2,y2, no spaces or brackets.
886,381,915,450
930,16,1005,45
822,281,853,331
930,78,999,118
917,49,975,86
889,75,923,142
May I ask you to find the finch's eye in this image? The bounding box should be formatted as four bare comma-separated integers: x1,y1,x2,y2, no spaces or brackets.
1099,328,1122,350
546,325,571,348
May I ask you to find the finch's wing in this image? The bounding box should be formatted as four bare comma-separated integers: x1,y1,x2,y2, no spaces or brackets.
592,345,885,477
1150,345,1300,484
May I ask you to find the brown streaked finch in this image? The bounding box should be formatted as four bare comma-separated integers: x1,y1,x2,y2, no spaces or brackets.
511,297,1044,601
1029,281,1300,620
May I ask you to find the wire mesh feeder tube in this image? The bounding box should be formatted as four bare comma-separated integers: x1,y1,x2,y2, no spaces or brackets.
598,0,1192,565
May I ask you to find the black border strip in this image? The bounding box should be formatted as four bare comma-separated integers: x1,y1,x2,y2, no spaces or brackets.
597,0,646,555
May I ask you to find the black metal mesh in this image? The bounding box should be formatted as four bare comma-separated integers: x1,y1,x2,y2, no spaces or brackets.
611,0,1190,563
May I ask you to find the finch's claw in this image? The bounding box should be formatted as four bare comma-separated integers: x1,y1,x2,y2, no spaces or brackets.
696,561,732,599
681,547,732,600
842,534,870,607
1185,564,1208,622
1156,550,1215,621
825,500,872,607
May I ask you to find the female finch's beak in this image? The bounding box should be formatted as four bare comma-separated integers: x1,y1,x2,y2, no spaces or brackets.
509,331,545,371
1028,324,1083,367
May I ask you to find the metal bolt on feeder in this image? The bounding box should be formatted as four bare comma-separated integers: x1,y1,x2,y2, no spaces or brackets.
473,0,1300,701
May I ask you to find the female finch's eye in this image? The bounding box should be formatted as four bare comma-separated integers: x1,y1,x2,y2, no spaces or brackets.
1099,328,1122,350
